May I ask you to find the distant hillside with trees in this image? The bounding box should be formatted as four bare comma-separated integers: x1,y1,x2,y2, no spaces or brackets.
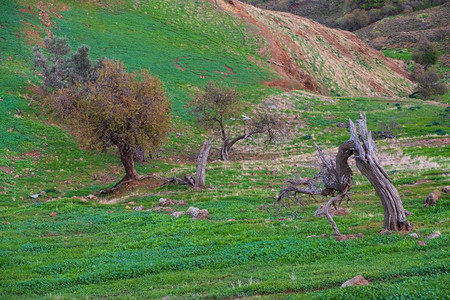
243,0,447,31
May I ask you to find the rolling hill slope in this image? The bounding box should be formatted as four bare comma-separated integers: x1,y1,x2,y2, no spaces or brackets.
5,0,413,101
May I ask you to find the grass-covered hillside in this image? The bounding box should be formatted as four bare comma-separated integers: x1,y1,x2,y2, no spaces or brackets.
0,0,449,299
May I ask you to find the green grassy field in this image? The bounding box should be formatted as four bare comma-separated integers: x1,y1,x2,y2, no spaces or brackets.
0,0,449,299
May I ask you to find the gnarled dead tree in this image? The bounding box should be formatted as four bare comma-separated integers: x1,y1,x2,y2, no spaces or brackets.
278,113,411,235
349,114,411,232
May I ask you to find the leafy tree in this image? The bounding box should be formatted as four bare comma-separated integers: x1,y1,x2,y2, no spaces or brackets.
189,81,285,161
413,37,439,70
48,60,171,191
33,37,103,90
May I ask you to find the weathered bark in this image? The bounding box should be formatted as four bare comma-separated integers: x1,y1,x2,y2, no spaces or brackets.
324,192,345,235
120,148,140,181
220,132,259,161
349,113,412,231
220,135,244,161
220,137,231,161
194,140,212,189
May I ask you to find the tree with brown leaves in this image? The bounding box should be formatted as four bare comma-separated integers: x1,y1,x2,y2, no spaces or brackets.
47,60,171,192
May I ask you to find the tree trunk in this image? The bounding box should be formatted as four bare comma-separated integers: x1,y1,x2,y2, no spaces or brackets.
120,147,140,181
349,113,412,231
194,140,212,189
220,133,252,161
220,138,230,161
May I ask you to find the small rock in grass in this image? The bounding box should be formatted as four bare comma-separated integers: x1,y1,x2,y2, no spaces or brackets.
186,207,209,219
418,240,427,246
186,207,200,217
424,190,441,207
133,206,144,211
409,233,419,238
50,212,57,217
128,201,135,205
171,211,185,218
442,186,450,194
340,275,369,288
86,194,97,200
426,231,441,239
193,209,209,219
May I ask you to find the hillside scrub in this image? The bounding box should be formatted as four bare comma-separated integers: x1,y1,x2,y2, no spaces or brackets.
46,60,171,192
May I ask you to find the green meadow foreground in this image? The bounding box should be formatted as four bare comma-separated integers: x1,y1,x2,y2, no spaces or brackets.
0,0,449,299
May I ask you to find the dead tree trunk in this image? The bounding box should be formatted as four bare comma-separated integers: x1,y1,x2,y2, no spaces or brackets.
278,113,411,234
349,113,412,231
194,140,212,189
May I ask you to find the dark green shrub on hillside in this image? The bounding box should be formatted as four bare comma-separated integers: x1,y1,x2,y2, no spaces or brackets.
413,37,439,70
33,37,104,90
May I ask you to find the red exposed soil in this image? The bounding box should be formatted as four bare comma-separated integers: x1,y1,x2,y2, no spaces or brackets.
217,0,319,92
23,150,41,159
223,64,236,75
19,7,34,15
19,1,71,44
0,166,14,174
174,57,185,71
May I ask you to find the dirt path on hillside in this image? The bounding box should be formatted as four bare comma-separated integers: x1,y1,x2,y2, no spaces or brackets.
214,0,318,92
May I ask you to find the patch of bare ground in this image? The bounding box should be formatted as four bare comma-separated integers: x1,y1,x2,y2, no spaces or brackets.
18,1,71,44
386,137,450,148
94,176,166,204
